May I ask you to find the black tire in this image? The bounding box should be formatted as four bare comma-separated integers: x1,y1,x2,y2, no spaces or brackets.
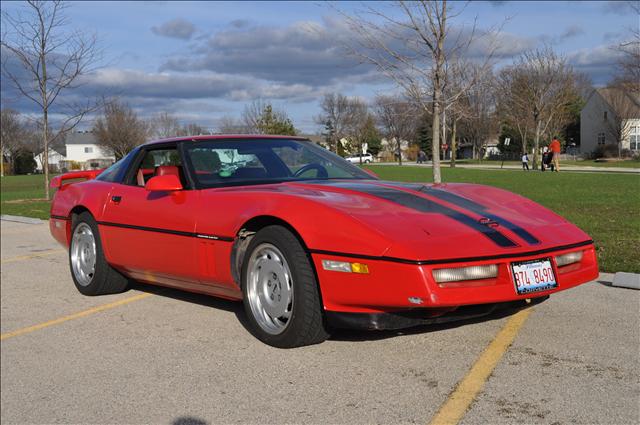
69,212,129,296
241,225,329,348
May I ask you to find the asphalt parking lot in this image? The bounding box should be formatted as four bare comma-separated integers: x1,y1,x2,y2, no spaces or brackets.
1,218,639,425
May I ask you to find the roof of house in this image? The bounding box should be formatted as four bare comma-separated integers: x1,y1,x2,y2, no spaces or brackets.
64,131,97,145
594,88,640,119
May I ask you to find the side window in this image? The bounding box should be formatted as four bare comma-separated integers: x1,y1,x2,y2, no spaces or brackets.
130,147,185,187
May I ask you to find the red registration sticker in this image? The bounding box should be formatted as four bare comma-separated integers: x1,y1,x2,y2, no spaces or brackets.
511,258,558,295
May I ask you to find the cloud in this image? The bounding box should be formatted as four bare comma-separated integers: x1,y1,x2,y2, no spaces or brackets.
81,68,319,102
601,0,639,15
230,19,250,29
160,18,372,86
560,24,585,40
567,45,622,85
151,18,196,40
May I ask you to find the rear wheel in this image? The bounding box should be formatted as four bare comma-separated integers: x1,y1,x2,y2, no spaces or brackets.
69,212,129,296
241,225,329,348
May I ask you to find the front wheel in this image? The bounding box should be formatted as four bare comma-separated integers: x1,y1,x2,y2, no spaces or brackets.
69,212,129,296
241,225,329,348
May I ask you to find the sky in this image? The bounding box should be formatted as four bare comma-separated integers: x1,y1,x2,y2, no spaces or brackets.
0,0,637,134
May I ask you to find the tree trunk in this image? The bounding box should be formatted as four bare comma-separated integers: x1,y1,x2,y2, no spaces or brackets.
397,138,402,166
43,109,50,200
431,93,442,184
450,119,457,168
532,119,541,170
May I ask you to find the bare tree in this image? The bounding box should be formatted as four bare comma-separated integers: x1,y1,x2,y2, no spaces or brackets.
0,108,31,175
217,116,250,134
611,1,640,93
343,99,369,160
314,93,363,153
179,122,210,136
93,100,150,160
241,100,267,133
598,86,640,156
497,48,576,168
457,66,499,161
1,1,101,198
374,95,417,165
341,0,501,183
151,112,181,139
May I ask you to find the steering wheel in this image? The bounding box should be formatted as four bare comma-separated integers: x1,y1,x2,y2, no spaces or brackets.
293,163,328,179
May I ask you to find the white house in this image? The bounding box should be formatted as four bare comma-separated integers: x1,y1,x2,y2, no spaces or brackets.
35,131,115,172
580,88,640,155
34,147,65,172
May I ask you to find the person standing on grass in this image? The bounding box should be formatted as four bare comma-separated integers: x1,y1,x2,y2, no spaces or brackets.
522,152,529,170
549,137,561,172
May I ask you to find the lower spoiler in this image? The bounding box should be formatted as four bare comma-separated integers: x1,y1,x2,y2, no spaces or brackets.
50,169,104,188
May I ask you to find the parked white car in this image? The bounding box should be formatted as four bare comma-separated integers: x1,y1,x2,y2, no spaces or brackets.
345,153,373,164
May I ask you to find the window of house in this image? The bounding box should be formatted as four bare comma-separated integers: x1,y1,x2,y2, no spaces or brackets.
597,132,605,145
626,126,639,150
603,111,608,121
84,147,93,153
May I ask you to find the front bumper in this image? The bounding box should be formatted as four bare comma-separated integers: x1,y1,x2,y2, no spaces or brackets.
311,242,598,315
326,296,548,330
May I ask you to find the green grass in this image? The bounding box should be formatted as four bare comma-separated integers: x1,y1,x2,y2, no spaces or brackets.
2,170,639,273
452,159,640,168
1,175,51,220
367,164,640,274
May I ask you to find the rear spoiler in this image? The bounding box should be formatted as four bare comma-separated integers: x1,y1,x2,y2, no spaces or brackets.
50,169,103,188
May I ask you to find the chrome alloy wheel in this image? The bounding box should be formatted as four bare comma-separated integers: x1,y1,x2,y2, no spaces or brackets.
246,243,294,335
71,222,97,286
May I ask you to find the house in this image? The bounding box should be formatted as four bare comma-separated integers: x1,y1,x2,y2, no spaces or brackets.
35,131,115,172
580,88,640,155
34,147,66,172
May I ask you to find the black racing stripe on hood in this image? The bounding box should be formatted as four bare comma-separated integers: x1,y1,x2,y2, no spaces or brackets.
388,182,540,245
317,182,518,248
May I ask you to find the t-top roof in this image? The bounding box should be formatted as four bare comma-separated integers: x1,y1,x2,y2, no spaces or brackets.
144,134,310,146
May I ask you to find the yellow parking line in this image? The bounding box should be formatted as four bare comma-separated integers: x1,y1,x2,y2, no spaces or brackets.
0,293,152,341
428,307,533,425
1,249,66,264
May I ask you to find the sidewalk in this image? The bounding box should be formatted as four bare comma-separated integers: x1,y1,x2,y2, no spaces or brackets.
374,162,640,174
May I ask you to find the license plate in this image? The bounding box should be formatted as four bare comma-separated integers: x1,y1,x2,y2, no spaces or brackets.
511,258,557,295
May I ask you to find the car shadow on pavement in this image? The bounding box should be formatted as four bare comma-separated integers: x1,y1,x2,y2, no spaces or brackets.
131,282,539,344
328,305,535,343
129,283,251,330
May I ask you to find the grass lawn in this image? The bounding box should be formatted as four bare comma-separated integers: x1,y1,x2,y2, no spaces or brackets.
2,169,639,273
453,158,640,168
1,175,52,220
367,165,640,274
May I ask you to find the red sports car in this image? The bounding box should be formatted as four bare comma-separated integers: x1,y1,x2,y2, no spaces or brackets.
49,136,598,347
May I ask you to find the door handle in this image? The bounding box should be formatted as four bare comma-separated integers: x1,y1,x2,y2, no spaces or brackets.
111,195,122,203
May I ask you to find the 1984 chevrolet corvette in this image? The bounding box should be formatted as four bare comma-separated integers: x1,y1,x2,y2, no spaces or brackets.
49,135,599,347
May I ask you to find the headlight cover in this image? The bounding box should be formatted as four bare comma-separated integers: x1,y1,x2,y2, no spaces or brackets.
433,264,498,283
555,251,583,267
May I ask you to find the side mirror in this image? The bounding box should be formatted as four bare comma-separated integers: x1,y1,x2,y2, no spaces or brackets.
145,174,183,192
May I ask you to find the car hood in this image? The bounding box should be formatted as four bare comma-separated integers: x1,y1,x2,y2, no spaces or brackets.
284,180,592,261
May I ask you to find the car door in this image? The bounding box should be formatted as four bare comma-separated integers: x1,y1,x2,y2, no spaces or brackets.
99,143,200,286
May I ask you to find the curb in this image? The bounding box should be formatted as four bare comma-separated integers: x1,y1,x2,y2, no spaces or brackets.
612,272,640,290
0,215,47,225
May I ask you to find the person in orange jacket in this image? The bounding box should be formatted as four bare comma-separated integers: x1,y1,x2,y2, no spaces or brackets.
548,138,561,172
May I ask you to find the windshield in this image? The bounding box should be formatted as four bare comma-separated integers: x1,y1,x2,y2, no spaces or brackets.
184,138,373,188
